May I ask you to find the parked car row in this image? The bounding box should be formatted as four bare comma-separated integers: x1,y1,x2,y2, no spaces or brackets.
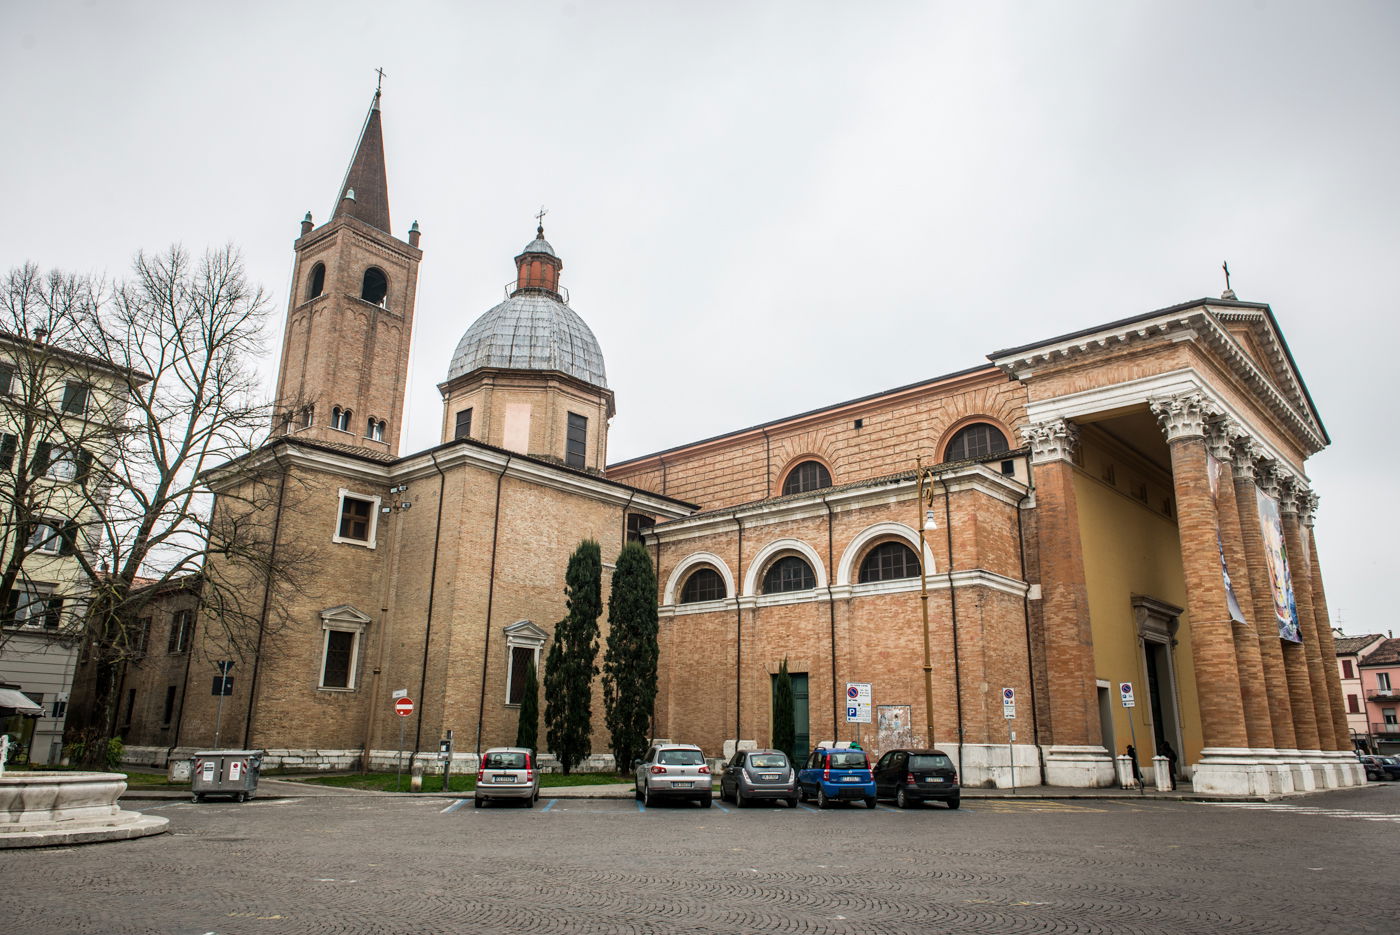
1359,754,1400,782
650,742,961,810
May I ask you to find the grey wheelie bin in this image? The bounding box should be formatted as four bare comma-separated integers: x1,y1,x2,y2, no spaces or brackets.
190,750,263,802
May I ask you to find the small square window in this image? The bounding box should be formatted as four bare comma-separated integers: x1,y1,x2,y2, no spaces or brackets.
61,382,91,415
334,491,379,546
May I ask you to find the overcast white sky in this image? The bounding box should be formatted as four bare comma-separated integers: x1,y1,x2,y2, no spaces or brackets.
3,1,1396,634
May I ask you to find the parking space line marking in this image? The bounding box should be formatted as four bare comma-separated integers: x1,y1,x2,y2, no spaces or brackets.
877,805,901,812
541,799,556,812
796,803,818,812
440,799,468,814
636,800,645,812
712,800,730,813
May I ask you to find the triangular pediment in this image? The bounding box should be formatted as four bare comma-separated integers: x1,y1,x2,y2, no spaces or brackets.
1207,304,1328,448
320,604,372,627
504,619,549,642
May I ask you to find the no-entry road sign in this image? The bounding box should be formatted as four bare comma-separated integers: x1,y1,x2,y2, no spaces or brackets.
394,697,415,717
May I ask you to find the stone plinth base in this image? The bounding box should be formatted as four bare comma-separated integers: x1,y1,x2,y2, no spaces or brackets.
1043,745,1115,787
1190,748,1365,795
0,771,168,849
946,743,1043,788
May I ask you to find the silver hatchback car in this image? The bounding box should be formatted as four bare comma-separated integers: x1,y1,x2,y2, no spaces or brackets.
635,743,712,807
474,747,540,807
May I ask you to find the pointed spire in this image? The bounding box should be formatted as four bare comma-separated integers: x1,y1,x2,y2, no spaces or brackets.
332,88,391,233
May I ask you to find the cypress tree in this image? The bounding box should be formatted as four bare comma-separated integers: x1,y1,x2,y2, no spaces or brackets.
514,657,539,753
544,540,602,774
603,541,659,775
773,657,796,763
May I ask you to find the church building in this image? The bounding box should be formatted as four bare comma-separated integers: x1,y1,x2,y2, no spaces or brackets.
113,91,1359,795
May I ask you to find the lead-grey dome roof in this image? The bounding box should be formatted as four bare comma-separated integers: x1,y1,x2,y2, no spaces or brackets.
447,291,607,387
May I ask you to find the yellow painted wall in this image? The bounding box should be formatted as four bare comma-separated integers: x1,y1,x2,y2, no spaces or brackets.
1072,469,1203,768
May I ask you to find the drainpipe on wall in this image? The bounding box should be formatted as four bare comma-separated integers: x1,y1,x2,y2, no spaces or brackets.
474,453,513,756
823,496,840,742
414,451,449,754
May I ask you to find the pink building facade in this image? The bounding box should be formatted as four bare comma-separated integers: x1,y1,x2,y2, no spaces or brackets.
1335,632,1385,750
1358,637,1400,754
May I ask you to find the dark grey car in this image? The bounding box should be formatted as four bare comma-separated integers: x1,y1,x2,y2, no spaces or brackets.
720,749,798,807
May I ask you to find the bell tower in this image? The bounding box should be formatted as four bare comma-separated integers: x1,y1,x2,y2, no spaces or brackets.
272,88,422,456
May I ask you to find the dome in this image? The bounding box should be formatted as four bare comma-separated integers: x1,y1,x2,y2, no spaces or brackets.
518,235,556,258
447,291,607,388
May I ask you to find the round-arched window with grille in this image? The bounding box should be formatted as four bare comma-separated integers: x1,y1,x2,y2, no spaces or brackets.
781,460,832,495
944,423,1008,462
762,555,816,593
857,541,920,583
680,567,726,604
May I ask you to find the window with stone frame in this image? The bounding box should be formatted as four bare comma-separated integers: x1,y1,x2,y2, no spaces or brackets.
334,491,379,546
782,460,831,495
366,417,385,442
320,629,359,689
331,406,352,432
5,584,62,629
762,555,816,594
61,381,91,415
944,423,1009,462
454,408,473,440
680,566,726,603
167,609,194,654
857,541,920,583
503,620,547,706
566,412,587,468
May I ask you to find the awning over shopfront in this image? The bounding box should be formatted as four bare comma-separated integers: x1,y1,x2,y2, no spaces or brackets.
0,687,44,715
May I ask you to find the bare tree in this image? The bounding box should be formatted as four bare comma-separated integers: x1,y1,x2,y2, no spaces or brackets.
3,247,311,764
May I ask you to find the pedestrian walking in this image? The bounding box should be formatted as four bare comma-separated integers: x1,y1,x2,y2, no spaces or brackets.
1160,740,1178,790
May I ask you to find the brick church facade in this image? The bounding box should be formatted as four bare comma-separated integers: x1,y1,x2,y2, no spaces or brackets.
112,92,1359,794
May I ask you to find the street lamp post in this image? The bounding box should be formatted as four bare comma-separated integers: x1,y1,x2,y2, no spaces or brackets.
916,461,938,748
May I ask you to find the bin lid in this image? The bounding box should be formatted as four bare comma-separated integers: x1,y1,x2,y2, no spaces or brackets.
192,750,261,757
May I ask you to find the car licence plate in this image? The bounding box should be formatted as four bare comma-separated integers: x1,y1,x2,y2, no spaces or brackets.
494,775,515,783
925,777,945,783
672,781,691,788
842,776,859,782
760,774,781,781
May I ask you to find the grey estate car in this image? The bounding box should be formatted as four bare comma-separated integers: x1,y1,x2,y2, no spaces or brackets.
474,747,540,807
720,749,798,807
635,743,712,807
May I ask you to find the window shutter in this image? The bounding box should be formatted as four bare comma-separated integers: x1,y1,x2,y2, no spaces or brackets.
75,450,93,485
43,596,64,629
31,441,52,477
0,433,16,471
60,522,78,556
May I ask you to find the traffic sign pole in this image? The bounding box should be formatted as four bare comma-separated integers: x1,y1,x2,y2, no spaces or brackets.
1002,688,1017,794
1121,681,1143,795
392,696,415,791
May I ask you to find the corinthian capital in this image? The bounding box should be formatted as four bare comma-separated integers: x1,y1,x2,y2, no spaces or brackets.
1277,475,1309,516
1149,392,1222,442
1254,458,1283,498
1021,419,1080,464
1205,417,1245,463
1300,490,1320,527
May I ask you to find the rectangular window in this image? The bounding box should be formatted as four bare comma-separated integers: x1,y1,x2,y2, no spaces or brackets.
40,446,90,483
134,617,151,655
566,412,587,468
28,520,64,554
0,363,13,395
61,382,91,414
320,629,357,689
1343,659,1355,679
1386,708,1399,726
507,646,536,705
167,609,193,654
6,585,62,629
1348,694,1361,714
50,698,67,719
626,513,655,544
162,685,178,726
337,495,374,542
1380,673,1393,692
0,433,16,471
454,408,473,440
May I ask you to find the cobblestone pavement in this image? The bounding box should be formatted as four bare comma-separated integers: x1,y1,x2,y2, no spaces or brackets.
6,784,1397,935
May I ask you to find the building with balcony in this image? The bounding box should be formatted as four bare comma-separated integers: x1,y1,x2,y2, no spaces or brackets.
1359,637,1400,754
1335,631,1385,751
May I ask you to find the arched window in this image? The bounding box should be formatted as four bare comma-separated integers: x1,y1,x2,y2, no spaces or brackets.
782,460,832,496
361,267,388,305
944,423,1009,462
680,567,726,603
366,418,385,441
307,262,326,299
331,407,351,431
857,541,920,583
762,555,816,594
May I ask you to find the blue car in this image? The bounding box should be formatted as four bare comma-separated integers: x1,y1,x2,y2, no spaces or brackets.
798,744,877,808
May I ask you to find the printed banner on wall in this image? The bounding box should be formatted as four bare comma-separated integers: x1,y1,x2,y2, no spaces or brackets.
1255,488,1302,642
1206,454,1247,625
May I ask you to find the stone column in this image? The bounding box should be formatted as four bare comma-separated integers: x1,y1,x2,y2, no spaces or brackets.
1231,442,1298,756
1150,393,1249,756
1303,497,1351,751
1205,419,1274,752
1279,478,1337,755
1256,463,1322,757
1023,419,1112,787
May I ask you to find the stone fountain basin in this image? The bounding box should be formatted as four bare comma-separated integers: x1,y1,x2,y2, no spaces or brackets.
0,771,168,848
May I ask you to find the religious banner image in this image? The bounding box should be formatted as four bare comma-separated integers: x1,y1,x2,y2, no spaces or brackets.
1206,453,1247,624
1255,488,1302,642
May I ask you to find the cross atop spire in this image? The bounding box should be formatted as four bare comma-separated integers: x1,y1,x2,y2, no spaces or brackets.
332,87,392,233
1221,260,1237,300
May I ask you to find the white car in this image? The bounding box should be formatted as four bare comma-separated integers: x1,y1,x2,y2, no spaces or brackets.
635,743,712,807
474,747,540,807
